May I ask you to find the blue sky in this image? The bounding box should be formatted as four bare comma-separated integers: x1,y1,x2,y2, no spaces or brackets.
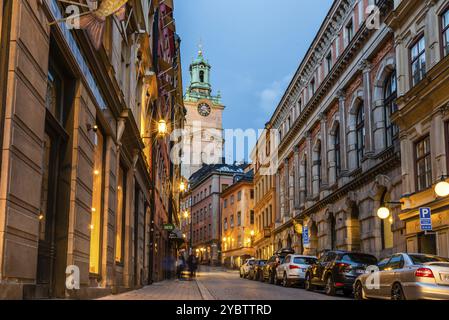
174,0,333,161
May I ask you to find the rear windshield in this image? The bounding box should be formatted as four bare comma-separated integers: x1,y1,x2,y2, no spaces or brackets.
409,254,449,265
341,254,377,265
293,257,317,265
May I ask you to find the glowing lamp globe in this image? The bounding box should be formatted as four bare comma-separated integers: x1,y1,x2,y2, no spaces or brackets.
435,181,449,198
377,207,391,220
157,119,167,136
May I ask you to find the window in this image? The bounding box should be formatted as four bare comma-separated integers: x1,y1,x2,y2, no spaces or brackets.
224,218,228,231
317,143,322,189
250,189,254,199
415,136,432,191
326,52,332,75
380,191,393,250
237,212,241,226
115,166,126,263
386,255,404,270
224,199,228,208
335,125,341,176
237,191,242,201
222,184,229,192
90,128,105,274
411,36,426,86
297,98,303,114
384,71,398,148
356,104,365,167
310,78,316,96
304,157,308,197
199,70,205,82
250,210,255,224
345,19,354,44
442,9,449,56
230,215,234,228
230,195,235,204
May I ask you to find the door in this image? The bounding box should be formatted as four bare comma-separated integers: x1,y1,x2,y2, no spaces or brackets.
36,117,69,297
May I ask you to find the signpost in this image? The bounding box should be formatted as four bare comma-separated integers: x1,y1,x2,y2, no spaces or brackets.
419,208,433,232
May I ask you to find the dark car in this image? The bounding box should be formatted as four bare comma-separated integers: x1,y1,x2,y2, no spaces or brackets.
305,251,377,296
263,248,295,284
248,260,267,281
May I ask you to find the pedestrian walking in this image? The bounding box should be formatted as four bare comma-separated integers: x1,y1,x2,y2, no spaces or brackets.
176,255,185,280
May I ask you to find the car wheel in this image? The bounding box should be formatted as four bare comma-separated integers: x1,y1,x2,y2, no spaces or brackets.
325,275,336,296
391,283,406,301
239,271,243,278
305,273,314,291
354,281,364,300
282,273,289,287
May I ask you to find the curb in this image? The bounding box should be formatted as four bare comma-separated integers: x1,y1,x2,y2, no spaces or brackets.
195,278,216,300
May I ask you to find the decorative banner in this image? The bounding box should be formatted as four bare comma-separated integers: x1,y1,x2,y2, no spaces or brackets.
78,0,129,49
302,226,310,248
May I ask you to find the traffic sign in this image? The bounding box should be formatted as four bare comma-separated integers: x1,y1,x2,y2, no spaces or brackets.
163,223,175,231
303,226,310,247
419,208,433,231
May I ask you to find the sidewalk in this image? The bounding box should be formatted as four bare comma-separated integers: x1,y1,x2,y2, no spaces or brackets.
99,279,203,300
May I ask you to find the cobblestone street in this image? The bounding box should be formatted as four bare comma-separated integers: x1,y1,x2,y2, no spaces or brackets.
100,266,348,300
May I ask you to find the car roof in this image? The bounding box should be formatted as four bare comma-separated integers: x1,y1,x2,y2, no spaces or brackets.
288,254,317,258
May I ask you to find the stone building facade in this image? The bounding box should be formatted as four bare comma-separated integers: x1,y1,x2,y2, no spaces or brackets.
388,0,449,258
269,0,405,259
251,127,277,260
0,0,184,299
221,170,255,268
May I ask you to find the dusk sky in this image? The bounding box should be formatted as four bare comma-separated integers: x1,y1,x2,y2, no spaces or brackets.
174,0,333,161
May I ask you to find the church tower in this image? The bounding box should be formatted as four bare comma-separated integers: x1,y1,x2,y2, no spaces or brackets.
182,48,225,180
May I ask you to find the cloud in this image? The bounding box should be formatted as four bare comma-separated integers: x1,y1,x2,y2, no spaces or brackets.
258,74,293,114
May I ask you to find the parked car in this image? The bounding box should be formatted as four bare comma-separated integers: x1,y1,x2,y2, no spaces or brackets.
263,248,295,284
248,260,267,281
276,255,317,287
354,253,449,300
305,250,377,296
239,258,256,278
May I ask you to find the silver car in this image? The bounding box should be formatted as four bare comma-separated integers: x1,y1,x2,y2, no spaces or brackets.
276,254,317,287
354,253,449,300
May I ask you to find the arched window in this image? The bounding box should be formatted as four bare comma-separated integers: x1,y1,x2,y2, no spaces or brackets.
335,125,341,176
356,104,365,167
304,157,308,197
329,214,336,250
384,71,398,148
199,70,205,82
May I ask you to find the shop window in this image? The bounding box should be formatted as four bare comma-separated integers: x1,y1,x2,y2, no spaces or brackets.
89,127,105,274
115,166,126,264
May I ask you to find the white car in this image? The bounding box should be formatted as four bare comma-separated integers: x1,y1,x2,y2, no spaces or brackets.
240,258,256,278
276,254,317,287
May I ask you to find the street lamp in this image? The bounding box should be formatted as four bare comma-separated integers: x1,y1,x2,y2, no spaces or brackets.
179,181,186,192
157,119,167,136
435,176,449,197
377,201,403,220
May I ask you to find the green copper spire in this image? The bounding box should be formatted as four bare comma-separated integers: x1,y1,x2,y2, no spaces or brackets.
184,45,222,105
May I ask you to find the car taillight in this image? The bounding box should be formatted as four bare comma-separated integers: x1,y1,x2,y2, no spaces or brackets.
289,265,300,270
415,268,434,278
337,263,351,273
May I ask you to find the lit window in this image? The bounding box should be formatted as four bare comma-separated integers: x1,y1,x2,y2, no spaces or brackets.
90,128,105,274
384,71,398,148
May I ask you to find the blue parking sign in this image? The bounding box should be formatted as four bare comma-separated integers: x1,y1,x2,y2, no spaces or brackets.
303,226,310,247
419,208,433,231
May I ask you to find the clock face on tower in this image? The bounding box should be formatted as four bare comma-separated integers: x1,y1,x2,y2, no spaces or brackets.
198,103,211,117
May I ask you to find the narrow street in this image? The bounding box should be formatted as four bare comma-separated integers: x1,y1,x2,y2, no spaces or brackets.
100,266,348,300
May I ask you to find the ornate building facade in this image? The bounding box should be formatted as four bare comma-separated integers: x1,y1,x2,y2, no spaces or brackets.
221,169,255,268
269,0,405,259
388,0,449,258
0,0,184,299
